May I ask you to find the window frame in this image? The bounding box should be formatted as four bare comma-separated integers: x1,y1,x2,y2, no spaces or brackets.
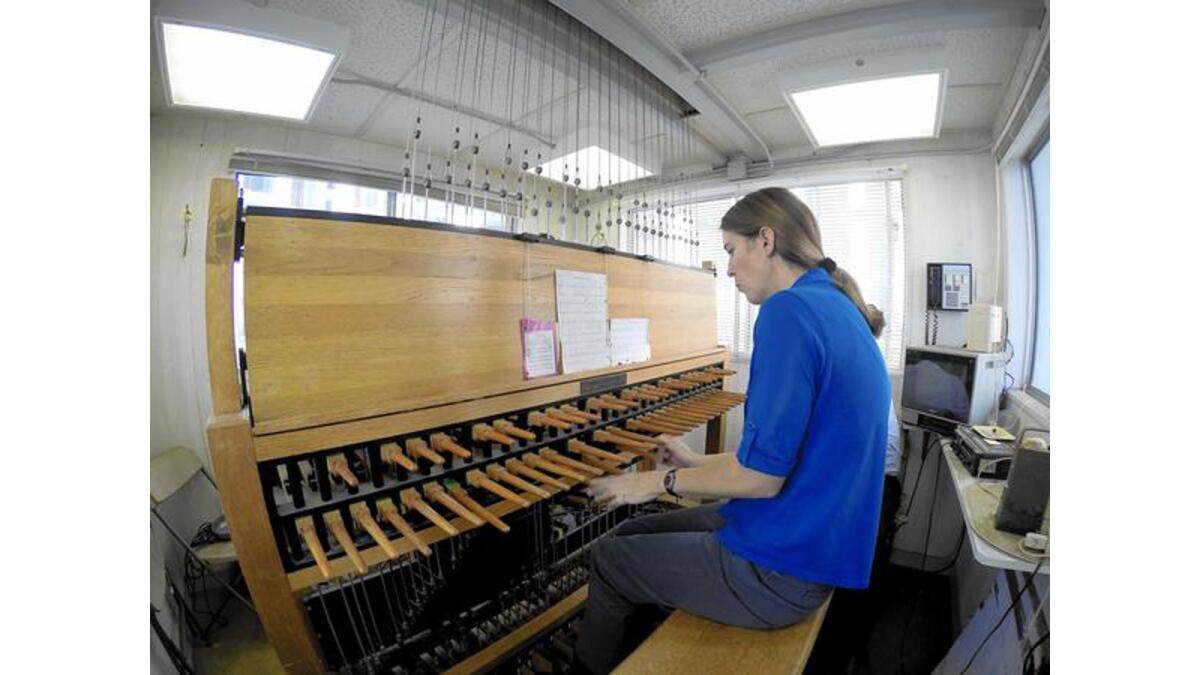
1024,128,1050,404
233,170,517,231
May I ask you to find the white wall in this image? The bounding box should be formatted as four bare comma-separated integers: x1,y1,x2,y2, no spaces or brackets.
902,152,1001,350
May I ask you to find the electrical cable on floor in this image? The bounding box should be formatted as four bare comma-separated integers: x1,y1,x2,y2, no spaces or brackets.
957,560,1044,675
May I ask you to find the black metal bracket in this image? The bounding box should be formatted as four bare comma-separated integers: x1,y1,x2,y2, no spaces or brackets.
233,196,246,262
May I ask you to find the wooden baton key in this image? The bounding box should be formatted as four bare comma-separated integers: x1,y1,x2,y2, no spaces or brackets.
407,438,445,465
506,458,570,490
600,394,635,409
424,482,485,526
567,439,627,463
528,411,572,430
546,408,589,425
430,433,473,459
447,482,511,533
606,427,661,444
350,502,399,559
586,397,626,412
296,516,333,580
579,454,623,475
375,499,432,556
593,430,655,455
381,441,419,472
493,420,537,441
323,511,368,575
467,469,530,507
400,488,458,536
658,406,710,423
487,463,551,498
637,412,691,429
559,405,601,422
627,418,684,435
523,453,588,481
327,455,359,487
473,423,516,446
540,449,605,476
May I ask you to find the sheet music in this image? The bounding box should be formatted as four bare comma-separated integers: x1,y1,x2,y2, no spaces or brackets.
610,318,651,365
555,270,610,373
520,318,558,379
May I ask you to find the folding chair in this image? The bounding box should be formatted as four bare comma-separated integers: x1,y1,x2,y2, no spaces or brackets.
150,446,255,644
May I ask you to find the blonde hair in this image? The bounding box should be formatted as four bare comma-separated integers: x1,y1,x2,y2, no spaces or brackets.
721,187,885,335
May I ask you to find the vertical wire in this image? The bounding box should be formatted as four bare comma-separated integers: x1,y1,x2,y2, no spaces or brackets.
572,17,583,242
483,0,503,218
354,576,385,659
466,1,489,227
408,0,438,219
336,577,368,666
556,5,570,240
316,586,349,669
446,0,474,225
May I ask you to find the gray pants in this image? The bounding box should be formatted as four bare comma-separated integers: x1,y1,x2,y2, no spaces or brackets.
575,503,832,674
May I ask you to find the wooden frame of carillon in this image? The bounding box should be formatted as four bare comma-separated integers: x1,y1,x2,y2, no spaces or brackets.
203,177,734,673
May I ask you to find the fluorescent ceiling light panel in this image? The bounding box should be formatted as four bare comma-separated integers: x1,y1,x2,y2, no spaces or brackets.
538,145,653,190
154,0,348,121
161,22,337,120
788,72,943,147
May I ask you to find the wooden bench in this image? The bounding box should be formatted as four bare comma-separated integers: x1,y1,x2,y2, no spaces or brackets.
613,596,832,675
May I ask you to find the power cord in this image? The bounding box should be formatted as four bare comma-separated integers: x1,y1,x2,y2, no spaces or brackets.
1022,630,1050,675
184,522,231,637
957,560,1044,675
896,433,940,532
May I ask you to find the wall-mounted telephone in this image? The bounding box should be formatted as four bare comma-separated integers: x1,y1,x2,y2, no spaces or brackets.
927,263,973,311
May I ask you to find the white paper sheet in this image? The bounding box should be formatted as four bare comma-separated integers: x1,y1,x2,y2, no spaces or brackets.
521,319,558,379
610,318,651,365
555,270,610,373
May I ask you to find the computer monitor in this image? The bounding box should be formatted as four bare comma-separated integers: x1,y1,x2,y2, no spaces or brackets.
900,345,1005,432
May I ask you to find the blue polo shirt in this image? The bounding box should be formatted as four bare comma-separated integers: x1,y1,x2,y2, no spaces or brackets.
716,268,891,588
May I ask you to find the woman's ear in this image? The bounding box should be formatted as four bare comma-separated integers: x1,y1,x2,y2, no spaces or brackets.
758,226,776,256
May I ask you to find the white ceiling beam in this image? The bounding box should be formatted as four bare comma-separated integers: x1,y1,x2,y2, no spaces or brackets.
552,0,773,163
687,0,1046,73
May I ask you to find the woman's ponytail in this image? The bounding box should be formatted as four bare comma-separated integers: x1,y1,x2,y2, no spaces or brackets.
721,187,886,336
829,267,886,337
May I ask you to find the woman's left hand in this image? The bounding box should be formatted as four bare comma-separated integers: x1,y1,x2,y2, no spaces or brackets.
585,471,664,507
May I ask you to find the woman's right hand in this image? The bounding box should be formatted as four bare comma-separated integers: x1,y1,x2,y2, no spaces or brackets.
656,435,702,468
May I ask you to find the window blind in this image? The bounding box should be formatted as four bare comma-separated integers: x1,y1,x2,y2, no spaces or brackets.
692,180,906,370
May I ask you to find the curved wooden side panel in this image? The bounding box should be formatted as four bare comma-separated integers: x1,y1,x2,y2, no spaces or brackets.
208,414,324,674
204,178,243,416
205,179,323,674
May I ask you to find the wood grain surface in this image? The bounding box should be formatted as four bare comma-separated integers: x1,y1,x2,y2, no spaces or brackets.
243,214,716,433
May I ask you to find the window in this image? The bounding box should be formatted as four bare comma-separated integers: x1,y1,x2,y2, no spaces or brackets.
235,172,513,230
696,179,906,370
1027,138,1050,399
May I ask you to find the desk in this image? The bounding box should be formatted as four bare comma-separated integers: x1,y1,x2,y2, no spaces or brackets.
941,440,1049,575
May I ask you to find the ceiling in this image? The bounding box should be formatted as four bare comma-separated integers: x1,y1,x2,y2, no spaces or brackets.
150,0,1047,176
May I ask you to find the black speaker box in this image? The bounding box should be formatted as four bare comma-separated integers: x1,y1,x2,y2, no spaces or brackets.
995,446,1050,534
